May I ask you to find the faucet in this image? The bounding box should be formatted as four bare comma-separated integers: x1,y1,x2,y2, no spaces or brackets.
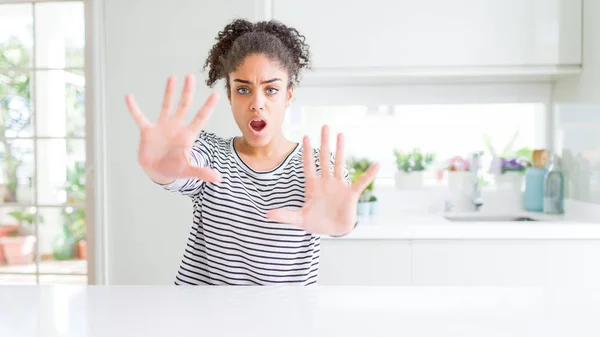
471,151,484,211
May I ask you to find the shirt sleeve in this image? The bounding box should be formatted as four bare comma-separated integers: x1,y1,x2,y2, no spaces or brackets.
157,131,216,196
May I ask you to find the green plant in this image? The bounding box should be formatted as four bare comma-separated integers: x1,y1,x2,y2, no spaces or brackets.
347,157,375,202
7,208,44,236
393,148,435,173
62,160,86,242
1,38,32,202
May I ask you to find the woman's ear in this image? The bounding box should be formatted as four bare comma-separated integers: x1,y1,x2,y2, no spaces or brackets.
286,84,295,106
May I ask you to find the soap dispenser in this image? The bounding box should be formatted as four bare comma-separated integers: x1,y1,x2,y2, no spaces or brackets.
523,149,548,212
543,153,565,214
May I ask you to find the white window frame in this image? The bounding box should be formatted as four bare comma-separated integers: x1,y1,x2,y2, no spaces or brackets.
0,0,107,285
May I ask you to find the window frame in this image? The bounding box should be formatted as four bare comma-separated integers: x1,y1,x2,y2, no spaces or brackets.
0,0,106,285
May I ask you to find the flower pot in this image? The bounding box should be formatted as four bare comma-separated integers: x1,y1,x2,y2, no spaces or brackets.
395,171,424,190
447,171,472,191
368,201,377,216
78,240,87,259
1,235,36,265
357,202,371,216
0,225,19,264
495,172,523,191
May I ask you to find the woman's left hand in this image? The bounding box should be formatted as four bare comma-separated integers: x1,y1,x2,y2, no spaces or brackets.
266,125,379,236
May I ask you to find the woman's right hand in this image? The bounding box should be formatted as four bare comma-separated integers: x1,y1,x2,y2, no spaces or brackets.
125,74,222,185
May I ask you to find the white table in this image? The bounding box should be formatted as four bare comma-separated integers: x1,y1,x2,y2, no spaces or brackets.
2,285,599,337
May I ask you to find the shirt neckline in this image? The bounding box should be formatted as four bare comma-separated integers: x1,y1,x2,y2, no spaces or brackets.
230,137,301,178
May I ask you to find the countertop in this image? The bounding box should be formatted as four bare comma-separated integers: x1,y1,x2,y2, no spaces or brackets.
2,285,600,337
323,211,600,240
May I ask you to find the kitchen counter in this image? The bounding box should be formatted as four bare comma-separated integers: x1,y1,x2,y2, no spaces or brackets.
2,285,600,337
323,211,600,240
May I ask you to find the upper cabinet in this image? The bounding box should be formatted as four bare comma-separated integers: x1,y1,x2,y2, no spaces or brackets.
271,0,582,82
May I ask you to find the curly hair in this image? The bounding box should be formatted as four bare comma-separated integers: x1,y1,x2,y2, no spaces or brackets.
203,18,311,91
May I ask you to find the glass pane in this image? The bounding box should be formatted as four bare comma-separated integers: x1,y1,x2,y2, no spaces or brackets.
283,103,545,188
0,274,36,285
37,207,87,275
1,71,33,137
0,206,38,269
40,274,87,285
35,2,85,68
37,139,86,205
0,139,35,204
35,70,86,137
0,4,33,68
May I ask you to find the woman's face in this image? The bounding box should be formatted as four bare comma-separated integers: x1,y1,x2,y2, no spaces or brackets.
228,53,294,148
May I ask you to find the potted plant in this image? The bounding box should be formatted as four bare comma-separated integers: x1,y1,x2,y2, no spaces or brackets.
495,155,531,191
348,157,377,216
393,148,435,189
484,132,532,191
0,208,43,265
62,161,87,259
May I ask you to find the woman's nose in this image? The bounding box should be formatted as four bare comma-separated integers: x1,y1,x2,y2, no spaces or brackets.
250,92,265,111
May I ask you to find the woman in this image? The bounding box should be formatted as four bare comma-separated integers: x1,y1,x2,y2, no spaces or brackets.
125,18,379,285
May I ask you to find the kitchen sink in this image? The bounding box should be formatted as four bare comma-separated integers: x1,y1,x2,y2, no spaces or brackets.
443,215,538,222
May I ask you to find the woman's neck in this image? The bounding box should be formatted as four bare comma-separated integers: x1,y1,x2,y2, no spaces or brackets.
235,133,296,159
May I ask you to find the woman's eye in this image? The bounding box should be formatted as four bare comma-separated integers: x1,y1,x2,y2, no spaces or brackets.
237,87,250,94
266,88,279,95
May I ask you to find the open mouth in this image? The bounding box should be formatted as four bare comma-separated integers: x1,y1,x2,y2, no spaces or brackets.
249,119,267,132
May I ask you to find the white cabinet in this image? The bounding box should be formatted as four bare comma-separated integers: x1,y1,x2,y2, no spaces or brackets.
319,239,600,286
273,0,581,72
411,240,600,286
318,240,411,285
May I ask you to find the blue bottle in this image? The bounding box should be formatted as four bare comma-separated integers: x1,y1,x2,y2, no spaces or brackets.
543,154,564,214
523,167,547,212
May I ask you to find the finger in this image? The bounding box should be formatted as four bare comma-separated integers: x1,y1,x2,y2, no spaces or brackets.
319,125,331,179
302,136,316,180
125,94,150,128
351,162,380,194
189,92,220,134
174,74,196,120
266,208,304,226
334,133,345,180
159,76,176,121
181,164,222,183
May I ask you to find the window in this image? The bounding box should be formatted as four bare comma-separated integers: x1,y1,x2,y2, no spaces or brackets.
0,1,87,285
284,103,546,187
283,84,549,190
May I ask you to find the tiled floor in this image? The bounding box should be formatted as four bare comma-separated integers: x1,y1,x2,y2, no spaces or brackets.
0,259,87,285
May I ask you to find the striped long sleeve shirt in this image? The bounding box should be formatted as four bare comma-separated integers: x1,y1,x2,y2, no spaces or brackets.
159,131,349,286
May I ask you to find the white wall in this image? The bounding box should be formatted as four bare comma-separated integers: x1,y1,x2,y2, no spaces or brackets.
554,0,600,205
103,0,255,284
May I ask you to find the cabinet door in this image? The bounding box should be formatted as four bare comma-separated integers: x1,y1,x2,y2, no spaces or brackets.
318,240,411,286
411,240,600,286
273,0,581,69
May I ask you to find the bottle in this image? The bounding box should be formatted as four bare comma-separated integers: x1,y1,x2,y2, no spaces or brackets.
543,153,564,214
523,149,548,212
524,167,546,212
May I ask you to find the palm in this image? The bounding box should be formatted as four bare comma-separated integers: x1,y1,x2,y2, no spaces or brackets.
125,75,221,183
267,126,379,236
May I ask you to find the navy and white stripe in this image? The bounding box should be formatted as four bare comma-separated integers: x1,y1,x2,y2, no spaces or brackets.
160,131,348,286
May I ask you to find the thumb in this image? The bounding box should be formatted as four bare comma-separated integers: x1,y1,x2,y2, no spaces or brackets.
181,165,222,183
266,208,304,227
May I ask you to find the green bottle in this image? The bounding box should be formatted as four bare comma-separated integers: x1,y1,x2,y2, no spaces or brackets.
543,153,564,214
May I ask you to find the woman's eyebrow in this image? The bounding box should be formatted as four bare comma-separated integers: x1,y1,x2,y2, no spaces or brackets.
233,78,282,84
